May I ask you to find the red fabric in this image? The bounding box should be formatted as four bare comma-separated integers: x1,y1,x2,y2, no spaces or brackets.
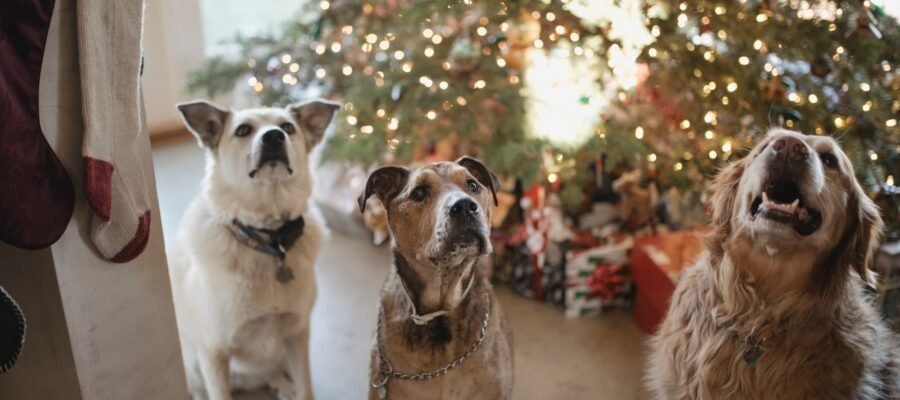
83,156,113,221
0,0,74,249
110,210,150,263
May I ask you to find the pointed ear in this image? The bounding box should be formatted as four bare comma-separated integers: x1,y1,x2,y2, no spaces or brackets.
457,156,500,206
288,99,341,150
176,100,230,149
704,157,747,260
358,166,409,213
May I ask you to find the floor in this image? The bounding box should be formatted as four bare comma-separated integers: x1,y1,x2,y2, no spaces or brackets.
151,136,649,399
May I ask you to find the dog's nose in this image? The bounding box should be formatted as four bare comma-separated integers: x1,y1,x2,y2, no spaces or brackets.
771,136,808,162
262,129,285,147
450,198,479,220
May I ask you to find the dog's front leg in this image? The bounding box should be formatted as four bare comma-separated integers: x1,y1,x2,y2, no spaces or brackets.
285,327,314,400
197,348,232,400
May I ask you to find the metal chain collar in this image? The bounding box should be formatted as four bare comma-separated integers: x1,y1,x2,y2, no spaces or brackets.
371,291,491,395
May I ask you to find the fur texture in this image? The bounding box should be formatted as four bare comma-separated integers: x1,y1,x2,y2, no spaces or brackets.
169,99,337,400
647,129,898,399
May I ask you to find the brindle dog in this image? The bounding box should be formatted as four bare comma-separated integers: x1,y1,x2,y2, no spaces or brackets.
359,157,513,400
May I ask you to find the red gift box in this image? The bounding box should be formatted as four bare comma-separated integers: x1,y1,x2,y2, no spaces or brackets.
630,231,705,334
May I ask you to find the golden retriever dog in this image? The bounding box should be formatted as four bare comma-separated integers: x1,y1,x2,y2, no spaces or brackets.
648,128,897,399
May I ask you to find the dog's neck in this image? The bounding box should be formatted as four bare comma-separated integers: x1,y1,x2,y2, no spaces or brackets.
392,249,480,321
204,169,310,229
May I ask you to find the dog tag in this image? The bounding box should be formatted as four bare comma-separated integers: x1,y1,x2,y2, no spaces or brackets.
276,260,294,283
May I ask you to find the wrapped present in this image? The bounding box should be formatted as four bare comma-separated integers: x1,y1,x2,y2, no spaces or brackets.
563,239,635,318
631,231,704,333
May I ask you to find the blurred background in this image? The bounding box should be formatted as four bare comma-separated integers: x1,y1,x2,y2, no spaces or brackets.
144,1,900,398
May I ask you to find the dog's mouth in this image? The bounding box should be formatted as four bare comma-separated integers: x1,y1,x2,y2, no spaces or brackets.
429,228,488,264
750,179,822,236
249,151,293,178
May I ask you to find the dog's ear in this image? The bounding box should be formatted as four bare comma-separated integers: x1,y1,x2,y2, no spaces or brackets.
176,100,230,149
288,99,341,150
359,166,409,213
834,180,883,286
457,156,500,206
705,157,747,260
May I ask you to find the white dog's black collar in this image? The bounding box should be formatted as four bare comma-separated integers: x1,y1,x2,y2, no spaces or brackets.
227,216,305,283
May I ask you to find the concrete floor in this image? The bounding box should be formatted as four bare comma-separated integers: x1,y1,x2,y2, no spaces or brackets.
151,136,649,399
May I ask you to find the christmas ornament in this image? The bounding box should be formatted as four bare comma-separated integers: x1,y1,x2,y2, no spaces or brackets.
448,36,481,75
501,10,541,71
810,54,833,78
849,5,882,41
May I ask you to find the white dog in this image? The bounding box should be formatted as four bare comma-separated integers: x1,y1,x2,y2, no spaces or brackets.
170,99,339,400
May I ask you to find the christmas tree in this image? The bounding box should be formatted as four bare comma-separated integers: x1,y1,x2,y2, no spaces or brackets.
186,0,899,234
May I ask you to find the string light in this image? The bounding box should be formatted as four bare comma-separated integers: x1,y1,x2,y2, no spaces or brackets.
393,51,405,60
887,175,894,186
426,111,437,120
647,153,657,162
548,173,558,183
674,162,683,171
739,56,750,65
376,109,386,117
342,65,353,76
423,28,434,38
247,77,258,87
315,68,326,78
439,81,449,90
705,130,715,139
361,125,373,134
753,39,763,50
319,1,330,10
726,82,738,92
722,141,732,152
401,62,413,73
331,42,342,53
888,119,898,127
709,150,718,159
473,80,486,89
546,12,556,21
756,14,768,22
476,27,487,36
456,96,467,106
424,46,435,57
570,32,580,41
809,94,819,104
315,44,326,54
431,35,443,44
860,82,871,92
346,115,357,125
635,126,644,139
388,118,399,130
680,120,691,129
534,39,544,49
834,116,846,128
281,54,291,64
419,76,433,88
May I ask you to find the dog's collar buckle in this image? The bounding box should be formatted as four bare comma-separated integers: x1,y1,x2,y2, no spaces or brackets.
228,217,304,283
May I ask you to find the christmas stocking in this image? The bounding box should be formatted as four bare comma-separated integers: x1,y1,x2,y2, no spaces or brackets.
77,0,151,263
0,0,75,249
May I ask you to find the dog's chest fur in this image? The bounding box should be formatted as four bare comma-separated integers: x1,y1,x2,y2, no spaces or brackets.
649,258,896,400
170,199,325,346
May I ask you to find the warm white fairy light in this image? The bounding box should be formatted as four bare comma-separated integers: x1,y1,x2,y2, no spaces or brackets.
534,39,544,49
570,32,580,41
379,40,390,50
726,82,738,92
393,50,405,60
738,56,750,65
426,110,437,120
366,34,378,44
424,46,435,57
342,65,352,76
648,153,657,162
432,35,443,44
635,126,644,139
473,80,486,89
887,119,898,127
456,96,467,106
388,118,399,130
476,27,487,36
555,25,566,35
756,14,768,22
680,120,691,129
860,82,871,92
651,25,660,37
703,51,715,61
753,39,763,50
722,141,732,153
315,68,326,78
438,81,448,90
319,1,330,10
834,116,846,128
648,48,657,57
705,130,715,139
247,77,258,87
341,25,352,34
360,125,373,134
281,54,292,64
315,44,326,54
422,28,434,38
808,94,819,104
402,62,413,73
709,150,718,159
678,14,687,27
704,111,717,124
331,42,342,53
863,100,872,111
497,58,506,67
376,109,386,118
788,92,800,102
674,162,683,171
346,115,357,125
419,76,433,87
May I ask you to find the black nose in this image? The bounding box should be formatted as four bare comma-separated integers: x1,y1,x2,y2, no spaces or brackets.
262,129,285,147
450,198,479,220
771,136,808,162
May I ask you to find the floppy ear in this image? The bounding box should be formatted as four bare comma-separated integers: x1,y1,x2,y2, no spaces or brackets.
704,157,747,260
358,166,409,213
457,156,500,206
834,182,883,285
288,99,341,150
176,100,230,149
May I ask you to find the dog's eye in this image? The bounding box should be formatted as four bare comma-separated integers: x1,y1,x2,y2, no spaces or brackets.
410,185,429,202
819,152,838,169
234,124,252,137
280,123,295,135
466,179,480,193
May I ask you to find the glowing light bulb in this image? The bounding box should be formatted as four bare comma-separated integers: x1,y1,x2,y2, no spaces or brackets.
346,115,357,125
809,94,819,104
635,126,644,139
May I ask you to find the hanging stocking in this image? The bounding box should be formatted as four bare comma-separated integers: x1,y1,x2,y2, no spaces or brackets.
0,0,75,249
77,0,151,263
0,287,26,373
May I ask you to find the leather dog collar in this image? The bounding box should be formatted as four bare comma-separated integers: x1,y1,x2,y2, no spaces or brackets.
227,216,305,283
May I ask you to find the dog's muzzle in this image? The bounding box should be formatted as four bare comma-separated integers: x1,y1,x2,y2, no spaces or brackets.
249,129,292,178
749,136,822,235
446,198,488,253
